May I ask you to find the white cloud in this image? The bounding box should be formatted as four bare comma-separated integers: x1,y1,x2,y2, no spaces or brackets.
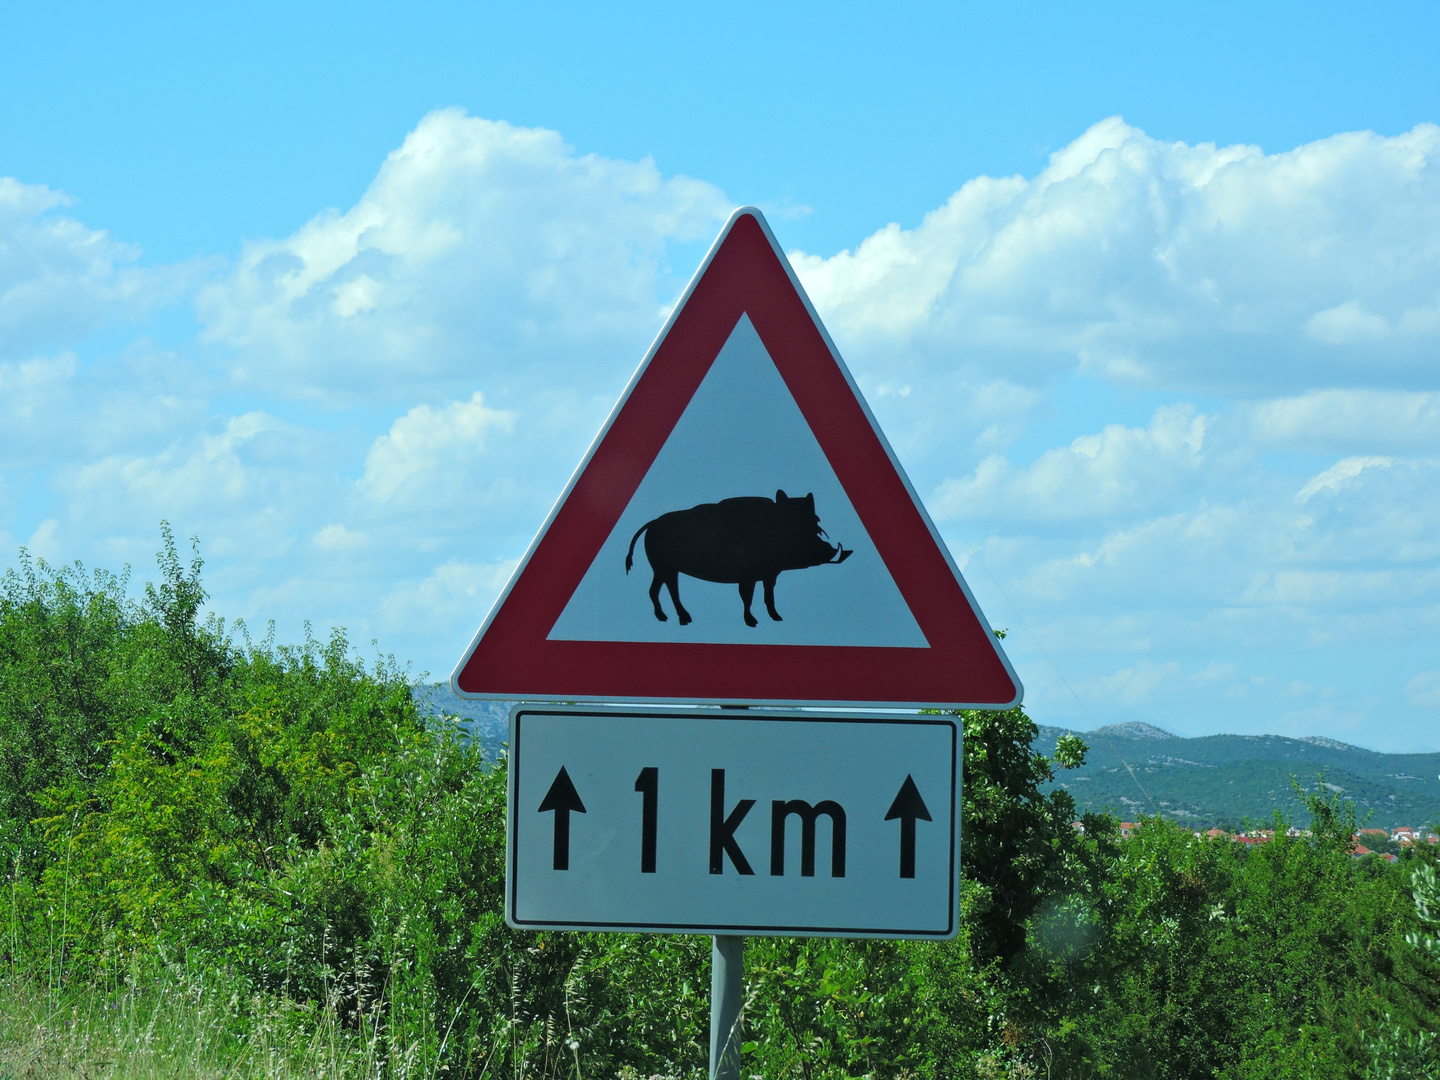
933,404,1210,524
313,523,368,553
361,391,516,504
1248,389,1440,452
61,412,338,560
945,436,1439,747
196,109,732,404
1297,455,1396,501
1304,301,1392,345
0,341,214,472
1083,660,1181,706
1191,661,1239,685
795,119,1440,395
380,558,519,637
5,110,1440,750
0,178,188,360
25,518,60,560
0,351,77,439
1408,672,1440,709
1005,454,1440,613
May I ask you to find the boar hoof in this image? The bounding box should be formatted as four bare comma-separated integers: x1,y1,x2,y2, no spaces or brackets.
678,612,692,626
744,612,758,627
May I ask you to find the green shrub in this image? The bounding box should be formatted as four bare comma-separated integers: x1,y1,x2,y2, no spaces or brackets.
4,534,1438,1078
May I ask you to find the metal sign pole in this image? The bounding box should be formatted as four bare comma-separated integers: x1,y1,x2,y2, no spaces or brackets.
709,934,745,1080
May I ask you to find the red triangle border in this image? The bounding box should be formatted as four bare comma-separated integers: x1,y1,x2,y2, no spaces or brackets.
453,209,1022,709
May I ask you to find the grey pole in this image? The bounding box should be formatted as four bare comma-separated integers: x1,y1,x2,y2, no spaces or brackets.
709,934,745,1080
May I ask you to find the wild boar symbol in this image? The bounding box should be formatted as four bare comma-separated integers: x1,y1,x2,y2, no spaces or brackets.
624,490,852,627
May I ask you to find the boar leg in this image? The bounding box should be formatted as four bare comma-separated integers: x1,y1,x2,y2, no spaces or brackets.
738,581,759,627
664,573,692,625
648,573,669,621
762,576,783,622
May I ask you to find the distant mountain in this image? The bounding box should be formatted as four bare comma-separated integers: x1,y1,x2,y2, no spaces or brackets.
1036,724,1440,830
405,688,1440,830
411,684,511,758
1088,722,1177,740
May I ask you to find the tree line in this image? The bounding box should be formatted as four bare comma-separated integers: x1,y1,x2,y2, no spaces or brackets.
1,531,1436,1078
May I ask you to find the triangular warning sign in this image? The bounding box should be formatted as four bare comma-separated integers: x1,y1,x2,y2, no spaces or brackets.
453,208,1021,709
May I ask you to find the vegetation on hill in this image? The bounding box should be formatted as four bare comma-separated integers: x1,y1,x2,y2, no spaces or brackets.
1035,724,1440,830
2,535,1438,1078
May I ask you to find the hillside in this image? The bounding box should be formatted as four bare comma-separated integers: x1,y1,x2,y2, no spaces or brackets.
413,683,510,757
412,687,1440,830
1038,723,1440,829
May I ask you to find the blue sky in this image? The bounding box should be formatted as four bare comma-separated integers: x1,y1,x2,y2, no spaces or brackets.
2,1,1438,749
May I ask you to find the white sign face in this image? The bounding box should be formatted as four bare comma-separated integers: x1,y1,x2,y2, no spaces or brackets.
507,706,960,939
547,316,927,648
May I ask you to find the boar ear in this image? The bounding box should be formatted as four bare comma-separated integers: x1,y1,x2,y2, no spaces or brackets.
804,493,815,509
775,489,787,503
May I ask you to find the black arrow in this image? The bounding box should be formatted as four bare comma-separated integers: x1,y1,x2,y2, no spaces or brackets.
884,774,932,879
538,766,586,870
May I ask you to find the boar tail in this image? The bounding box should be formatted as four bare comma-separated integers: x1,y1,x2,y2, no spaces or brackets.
624,522,649,574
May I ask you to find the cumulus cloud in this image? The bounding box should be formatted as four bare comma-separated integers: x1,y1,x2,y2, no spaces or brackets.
25,518,61,560
933,404,1210,524
6,109,1440,749
1296,456,1397,501
313,523,368,553
361,391,517,504
196,109,732,404
1408,672,1440,709
0,352,77,430
1247,389,1440,452
378,557,520,652
1083,660,1182,706
0,344,210,468
795,118,1440,395
945,432,1438,745
968,471,1439,746
0,178,187,360
61,412,341,559
0,116,742,680
999,452,1440,611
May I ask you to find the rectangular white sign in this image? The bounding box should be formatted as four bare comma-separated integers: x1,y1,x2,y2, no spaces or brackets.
507,706,960,938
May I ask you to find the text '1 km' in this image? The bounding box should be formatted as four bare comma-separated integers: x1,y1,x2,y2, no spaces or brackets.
538,766,932,880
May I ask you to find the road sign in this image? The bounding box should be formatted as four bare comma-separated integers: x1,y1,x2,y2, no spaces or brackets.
507,706,961,939
453,205,1021,709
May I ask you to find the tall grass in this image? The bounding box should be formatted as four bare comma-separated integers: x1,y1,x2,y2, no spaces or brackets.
0,956,410,1080
4,968,307,1078
0,950,699,1080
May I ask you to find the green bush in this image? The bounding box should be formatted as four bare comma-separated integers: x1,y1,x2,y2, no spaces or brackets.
3,534,1438,1079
